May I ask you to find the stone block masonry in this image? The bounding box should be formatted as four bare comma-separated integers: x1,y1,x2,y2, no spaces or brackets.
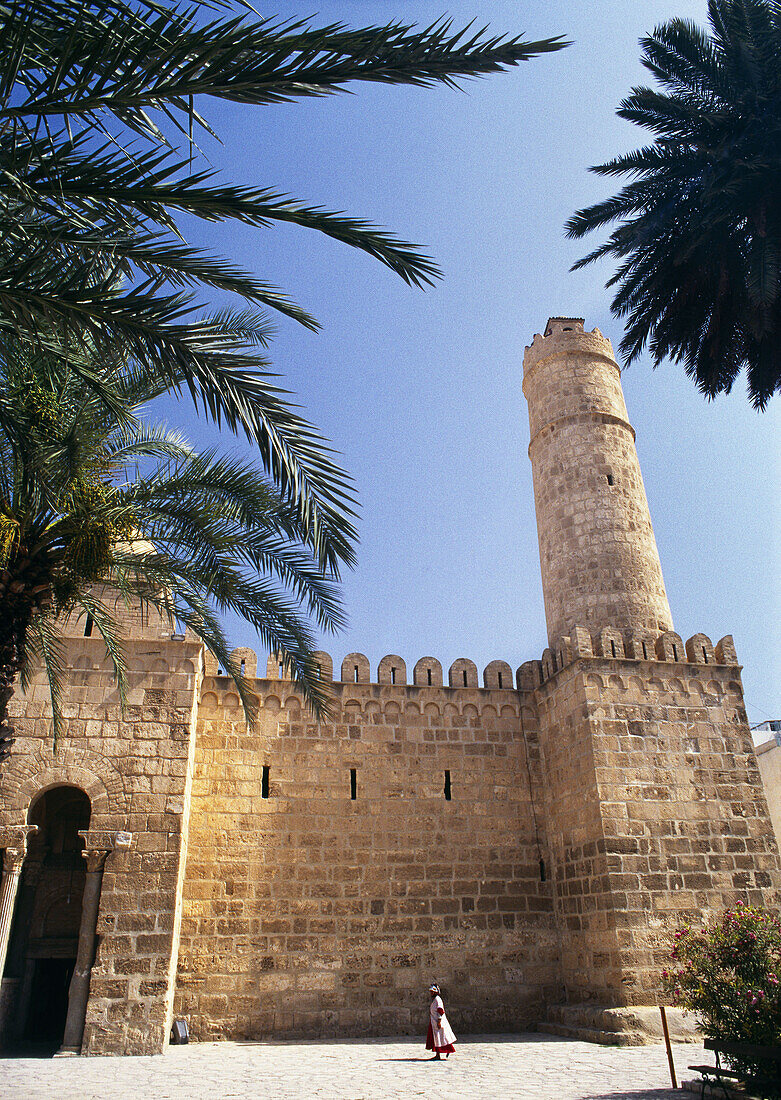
532,635,781,1008
175,659,559,1040
523,318,673,645
1,315,779,1054
0,625,202,1055
173,629,780,1044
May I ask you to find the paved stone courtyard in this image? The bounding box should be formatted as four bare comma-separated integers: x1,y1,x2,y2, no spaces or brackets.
2,1033,708,1100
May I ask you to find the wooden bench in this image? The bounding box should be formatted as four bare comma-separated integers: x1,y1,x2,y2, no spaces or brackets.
689,1038,781,1099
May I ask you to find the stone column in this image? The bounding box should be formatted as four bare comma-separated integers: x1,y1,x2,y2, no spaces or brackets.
59,848,109,1054
0,847,25,979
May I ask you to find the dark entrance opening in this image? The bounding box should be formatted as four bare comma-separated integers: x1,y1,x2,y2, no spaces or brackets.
1,786,91,1055
25,959,76,1043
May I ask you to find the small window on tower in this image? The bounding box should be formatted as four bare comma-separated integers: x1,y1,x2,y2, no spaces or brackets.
606,474,614,486
84,614,94,637
427,668,432,686
444,770,452,801
261,765,270,798
391,667,396,685
350,768,357,800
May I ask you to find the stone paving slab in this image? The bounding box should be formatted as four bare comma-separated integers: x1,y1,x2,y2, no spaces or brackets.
1,1033,710,1100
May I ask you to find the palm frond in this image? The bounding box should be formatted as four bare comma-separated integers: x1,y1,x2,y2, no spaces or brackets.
568,0,781,407
25,611,67,746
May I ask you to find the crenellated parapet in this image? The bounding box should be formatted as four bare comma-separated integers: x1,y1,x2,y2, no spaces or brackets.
522,317,617,378
531,624,740,688
202,647,527,692
195,628,741,703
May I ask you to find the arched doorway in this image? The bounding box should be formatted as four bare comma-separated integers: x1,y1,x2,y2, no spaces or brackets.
1,786,91,1053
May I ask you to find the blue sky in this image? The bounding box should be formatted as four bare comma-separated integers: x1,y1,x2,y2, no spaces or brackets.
166,1,780,727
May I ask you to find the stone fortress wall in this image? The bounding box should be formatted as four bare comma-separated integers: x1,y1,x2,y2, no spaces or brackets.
175,650,558,1040
0,316,779,1055
174,620,779,1043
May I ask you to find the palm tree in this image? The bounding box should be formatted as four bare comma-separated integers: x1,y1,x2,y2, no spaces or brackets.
0,0,568,569
0,331,344,761
566,0,781,409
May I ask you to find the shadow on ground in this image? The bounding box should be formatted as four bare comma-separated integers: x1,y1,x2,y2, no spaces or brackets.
582,1092,681,1100
380,1051,453,1060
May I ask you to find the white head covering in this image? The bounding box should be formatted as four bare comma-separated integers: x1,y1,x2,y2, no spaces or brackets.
428,983,440,994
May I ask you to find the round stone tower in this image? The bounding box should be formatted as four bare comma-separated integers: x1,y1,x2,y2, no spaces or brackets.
522,317,673,646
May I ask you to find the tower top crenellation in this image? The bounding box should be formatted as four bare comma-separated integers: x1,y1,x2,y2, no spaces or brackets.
523,319,615,376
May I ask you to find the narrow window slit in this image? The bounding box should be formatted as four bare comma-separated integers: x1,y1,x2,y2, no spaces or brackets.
391,667,396,685
498,672,503,689
463,670,468,687
350,768,357,800
261,765,270,799
427,668,432,686
278,662,283,679
606,474,614,486
84,614,94,637
240,658,246,675
672,644,678,661
444,770,451,801
642,642,648,660
354,665,359,683
702,648,708,664
539,858,546,883
610,640,616,658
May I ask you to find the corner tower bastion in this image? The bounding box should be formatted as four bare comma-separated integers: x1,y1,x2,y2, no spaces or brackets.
521,317,780,1037
523,318,672,646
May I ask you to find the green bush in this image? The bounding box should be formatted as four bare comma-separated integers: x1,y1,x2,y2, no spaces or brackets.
662,904,781,1097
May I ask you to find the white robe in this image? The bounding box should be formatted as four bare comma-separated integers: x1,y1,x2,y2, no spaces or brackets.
429,995,457,1047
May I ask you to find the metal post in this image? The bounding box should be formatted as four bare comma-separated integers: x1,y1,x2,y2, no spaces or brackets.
660,1006,678,1089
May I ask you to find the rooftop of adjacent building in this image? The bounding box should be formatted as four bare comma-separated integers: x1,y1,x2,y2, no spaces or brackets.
754,719,781,754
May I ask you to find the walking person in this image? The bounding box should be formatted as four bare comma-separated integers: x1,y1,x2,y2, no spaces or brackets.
425,983,457,1060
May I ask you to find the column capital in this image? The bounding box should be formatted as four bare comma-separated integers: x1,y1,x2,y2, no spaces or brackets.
82,849,110,873
2,847,26,875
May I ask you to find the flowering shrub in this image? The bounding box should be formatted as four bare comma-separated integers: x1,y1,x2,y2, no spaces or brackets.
662,904,781,1096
